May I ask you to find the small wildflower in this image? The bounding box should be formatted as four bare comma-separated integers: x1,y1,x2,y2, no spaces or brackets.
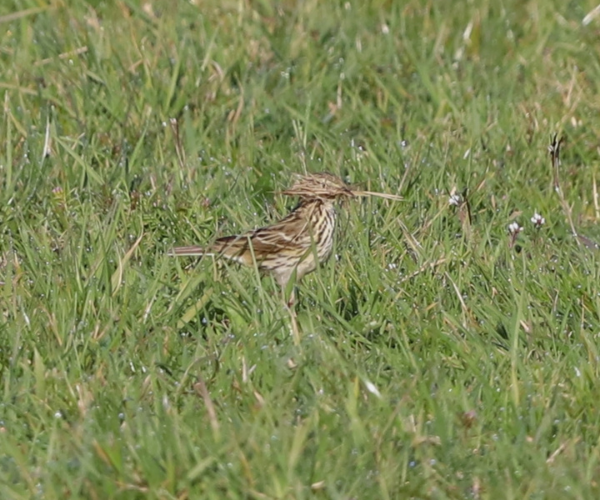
508,221,523,249
460,410,478,429
508,222,523,235
449,194,462,206
531,212,545,228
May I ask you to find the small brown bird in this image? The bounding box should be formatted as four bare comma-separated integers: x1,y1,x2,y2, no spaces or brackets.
170,173,355,288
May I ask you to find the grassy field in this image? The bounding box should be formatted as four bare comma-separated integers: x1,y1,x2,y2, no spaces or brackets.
1,0,600,498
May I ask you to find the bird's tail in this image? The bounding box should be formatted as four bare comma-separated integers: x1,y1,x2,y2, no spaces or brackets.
169,236,248,264
168,245,206,257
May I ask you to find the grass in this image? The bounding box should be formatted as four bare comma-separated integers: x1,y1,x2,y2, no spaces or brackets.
1,0,600,498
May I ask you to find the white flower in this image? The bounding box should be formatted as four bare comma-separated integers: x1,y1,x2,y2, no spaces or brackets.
449,194,462,206
508,222,523,235
531,212,545,228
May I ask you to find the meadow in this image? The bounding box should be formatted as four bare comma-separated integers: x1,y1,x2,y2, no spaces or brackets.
1,0,600,498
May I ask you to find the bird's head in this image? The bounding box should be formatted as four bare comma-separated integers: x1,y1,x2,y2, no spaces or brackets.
281,172,354,201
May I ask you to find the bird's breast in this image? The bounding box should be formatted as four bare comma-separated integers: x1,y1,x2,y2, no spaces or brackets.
313,203,336,261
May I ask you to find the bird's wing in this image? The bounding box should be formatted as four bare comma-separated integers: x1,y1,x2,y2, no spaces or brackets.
211,227,309,262
210,207,317,264
181,201,321,266
169,221,312,263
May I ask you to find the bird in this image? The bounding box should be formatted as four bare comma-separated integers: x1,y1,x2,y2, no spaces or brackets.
169,173,356,289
